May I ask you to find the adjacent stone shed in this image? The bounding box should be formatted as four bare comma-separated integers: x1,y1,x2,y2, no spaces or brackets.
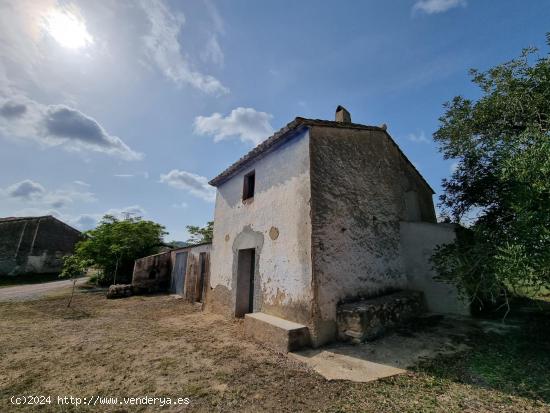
0,215,82,276
132,243,211,303
205,107,468,349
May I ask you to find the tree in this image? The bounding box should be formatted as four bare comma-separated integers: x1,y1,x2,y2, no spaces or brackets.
63,215,167,286
186,221,214,244
432,35,550,312
60,255,92,307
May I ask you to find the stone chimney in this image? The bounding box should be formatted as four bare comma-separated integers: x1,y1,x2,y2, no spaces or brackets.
335,105,351,123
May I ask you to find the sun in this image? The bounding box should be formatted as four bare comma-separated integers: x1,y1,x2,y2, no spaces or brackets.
42,8,93,50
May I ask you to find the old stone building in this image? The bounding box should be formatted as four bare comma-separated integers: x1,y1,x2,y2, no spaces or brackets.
205,107,468,349
0,215,82,276
132,243,211,303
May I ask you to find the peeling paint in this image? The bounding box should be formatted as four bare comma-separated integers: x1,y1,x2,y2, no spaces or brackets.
208,129,314,326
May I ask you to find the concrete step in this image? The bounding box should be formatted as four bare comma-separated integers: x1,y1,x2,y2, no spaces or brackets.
337,290,425,343
244,312,311,352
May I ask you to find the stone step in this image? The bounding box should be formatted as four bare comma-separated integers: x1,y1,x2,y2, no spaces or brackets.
337,290,425,343
244,312,311,352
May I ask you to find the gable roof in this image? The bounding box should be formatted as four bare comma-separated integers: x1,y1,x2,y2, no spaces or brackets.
0,215,82,234
208,117,434,194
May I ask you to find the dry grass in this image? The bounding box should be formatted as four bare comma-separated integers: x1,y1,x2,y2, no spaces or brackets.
0,288,548,412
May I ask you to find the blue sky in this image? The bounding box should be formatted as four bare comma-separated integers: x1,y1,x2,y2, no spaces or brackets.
0,0,548,241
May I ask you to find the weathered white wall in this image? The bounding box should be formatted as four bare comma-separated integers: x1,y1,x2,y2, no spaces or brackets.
400,222,470,315
207,129,313,325
309,126,437,345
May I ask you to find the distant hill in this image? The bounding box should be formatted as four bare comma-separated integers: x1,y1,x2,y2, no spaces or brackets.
166,241,190,249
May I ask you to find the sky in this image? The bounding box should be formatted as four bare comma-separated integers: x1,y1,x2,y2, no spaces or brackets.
0,0,548,242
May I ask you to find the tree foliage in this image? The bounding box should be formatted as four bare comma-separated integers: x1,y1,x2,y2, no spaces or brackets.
432,35,550,311
186,221,214,244
63,215,167,286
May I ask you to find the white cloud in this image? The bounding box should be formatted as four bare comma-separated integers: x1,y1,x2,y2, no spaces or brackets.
413,0,466,14
71,213,98,230
160,169,215,202
140,0,228,95
113,172,149,179
408,131,429,144
73,180,90,187
6,179,45,199
105,205,146,219
68,205,147,231
201,35,224,66
1,179,95,209
0,96,142,160
194,107,274,146
172,201,188,209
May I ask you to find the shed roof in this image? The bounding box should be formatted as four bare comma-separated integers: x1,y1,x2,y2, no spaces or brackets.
208,117,435,194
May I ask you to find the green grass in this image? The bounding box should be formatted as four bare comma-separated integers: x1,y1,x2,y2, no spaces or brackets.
416,301,550,403
0,273,61,288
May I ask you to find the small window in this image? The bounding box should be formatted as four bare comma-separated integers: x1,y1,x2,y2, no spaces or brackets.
242,170,255,201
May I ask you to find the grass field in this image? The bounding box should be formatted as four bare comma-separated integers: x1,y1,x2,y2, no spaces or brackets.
0,287,549,412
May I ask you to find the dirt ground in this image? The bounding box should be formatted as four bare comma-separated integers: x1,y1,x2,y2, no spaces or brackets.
0,287,548,412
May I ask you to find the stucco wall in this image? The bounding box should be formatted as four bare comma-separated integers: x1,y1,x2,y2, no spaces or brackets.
0,216,81,276
309,126,437,345
400,222,469,315
207,129,313,326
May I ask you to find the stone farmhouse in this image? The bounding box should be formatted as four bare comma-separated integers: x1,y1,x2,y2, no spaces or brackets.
133,106,467,351
0,215,82,276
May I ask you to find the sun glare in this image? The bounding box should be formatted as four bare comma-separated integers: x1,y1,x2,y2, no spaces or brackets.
43,8,93,50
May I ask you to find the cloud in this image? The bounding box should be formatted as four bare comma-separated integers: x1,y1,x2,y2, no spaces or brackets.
72,214,98,230
172,201,188,209
140,0,228,95
413,0,466,14
407,131,429,144
113,172,149,179
201,35,224,66
194,107,274,146
450,161,459,173
105,205,146,219
68,205,147,231
6,179,45,199
2,179,95,209
43,104,142,160
73,180,90,187
0,97,142,160
160,169,215,202
0,101,27,118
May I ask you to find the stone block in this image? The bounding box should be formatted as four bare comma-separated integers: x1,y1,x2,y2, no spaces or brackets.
244,312,311,352
337,290,424,342
106,284,134,299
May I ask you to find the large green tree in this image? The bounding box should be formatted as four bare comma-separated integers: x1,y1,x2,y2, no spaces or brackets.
63,215,167,286
432,35,550,311
186,221,214,244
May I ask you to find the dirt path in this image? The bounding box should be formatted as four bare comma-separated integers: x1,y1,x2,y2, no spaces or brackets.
0,277,89,301
0,290,547,412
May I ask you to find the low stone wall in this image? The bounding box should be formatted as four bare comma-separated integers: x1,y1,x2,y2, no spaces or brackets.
132,252,171,293
336,290,424,342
